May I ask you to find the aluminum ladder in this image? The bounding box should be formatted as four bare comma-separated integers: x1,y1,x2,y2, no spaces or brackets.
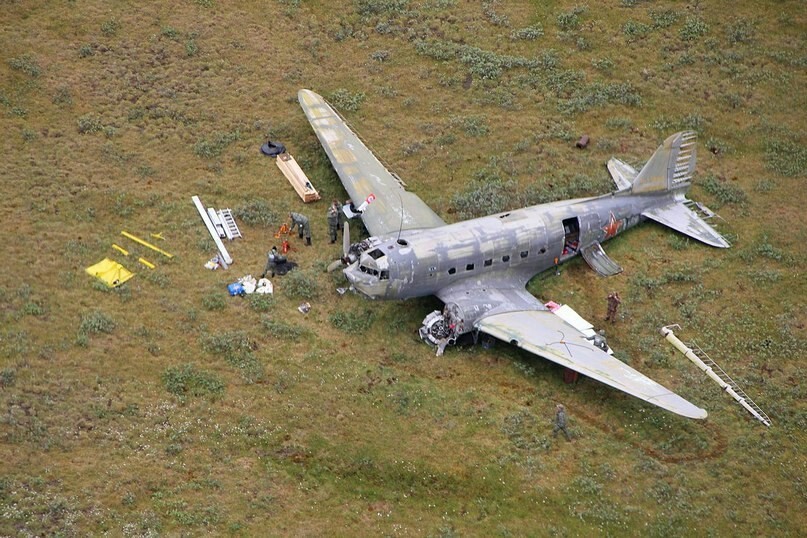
218,209,242,240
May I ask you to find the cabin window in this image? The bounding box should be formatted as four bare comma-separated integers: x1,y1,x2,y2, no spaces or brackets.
502,255,510,263
520,250,528,259
448,267,456,275
380,270,389,281
466,263,475,271
484,259,492,267
539,247,546,254
499,213,511,218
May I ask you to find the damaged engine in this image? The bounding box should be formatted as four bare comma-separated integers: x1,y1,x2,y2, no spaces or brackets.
418,303,466,350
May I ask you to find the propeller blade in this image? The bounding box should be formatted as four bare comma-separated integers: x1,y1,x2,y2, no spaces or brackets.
342,221,350,258
326,259,344,273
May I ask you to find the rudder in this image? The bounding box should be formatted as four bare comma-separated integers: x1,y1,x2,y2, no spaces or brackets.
631,131,697,194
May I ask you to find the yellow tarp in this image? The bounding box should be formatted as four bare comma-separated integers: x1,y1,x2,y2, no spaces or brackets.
86,258,135,288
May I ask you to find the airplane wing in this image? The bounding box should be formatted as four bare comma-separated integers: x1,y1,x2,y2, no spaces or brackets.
437,283,707,419
298,89,446,237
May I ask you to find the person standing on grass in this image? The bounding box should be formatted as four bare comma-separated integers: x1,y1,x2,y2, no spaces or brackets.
553,403,571,441
289,211,311,246
326,199,341,244
606,291,621,323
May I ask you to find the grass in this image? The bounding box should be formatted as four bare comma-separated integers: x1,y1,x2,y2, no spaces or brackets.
0,1,804,536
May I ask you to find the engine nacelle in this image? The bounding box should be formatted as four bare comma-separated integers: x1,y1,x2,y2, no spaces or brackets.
418,303,467,347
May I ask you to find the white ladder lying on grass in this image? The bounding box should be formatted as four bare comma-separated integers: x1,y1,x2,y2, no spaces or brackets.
218,209,242,240
661,325,771,427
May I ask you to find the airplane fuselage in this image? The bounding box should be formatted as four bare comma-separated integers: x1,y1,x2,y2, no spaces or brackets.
345,188,678,302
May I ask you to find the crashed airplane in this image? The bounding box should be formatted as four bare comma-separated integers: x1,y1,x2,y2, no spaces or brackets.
299,88,730,420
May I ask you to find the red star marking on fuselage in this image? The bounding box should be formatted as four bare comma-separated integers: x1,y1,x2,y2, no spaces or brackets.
603,212,621,239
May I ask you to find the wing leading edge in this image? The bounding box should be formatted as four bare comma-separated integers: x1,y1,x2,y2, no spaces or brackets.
298,89,446,237
438,283,706,419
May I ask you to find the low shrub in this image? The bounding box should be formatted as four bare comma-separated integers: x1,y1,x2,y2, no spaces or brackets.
283,269,320,299
261,317,305,338
557,5,587,31
78,310,116,335
8,55,41,77
328,88,365,112
162,363,225,400
765,138,807,177
511,25,543,41
680,17,708,41
233,199,278,227
329,309,376,333
193,130,241,158
77,114,103,134
701,174,748,207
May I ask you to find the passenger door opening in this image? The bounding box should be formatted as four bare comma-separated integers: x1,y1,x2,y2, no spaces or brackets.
561,217,580,259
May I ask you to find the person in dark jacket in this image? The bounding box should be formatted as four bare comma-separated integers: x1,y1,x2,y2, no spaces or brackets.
553,403,571,441
289,212,311,246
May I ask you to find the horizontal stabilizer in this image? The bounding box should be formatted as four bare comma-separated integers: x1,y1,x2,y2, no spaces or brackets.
643,201,730,248
607,158,637,191
581,241,623,276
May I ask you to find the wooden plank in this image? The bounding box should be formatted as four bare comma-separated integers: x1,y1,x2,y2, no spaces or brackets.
276,153,320,203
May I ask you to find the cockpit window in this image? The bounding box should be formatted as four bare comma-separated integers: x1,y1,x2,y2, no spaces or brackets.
380,270,389,280
367,249,385,260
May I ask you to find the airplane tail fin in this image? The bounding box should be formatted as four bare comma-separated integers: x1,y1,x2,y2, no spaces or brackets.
631,131,697,194
630,132,730,248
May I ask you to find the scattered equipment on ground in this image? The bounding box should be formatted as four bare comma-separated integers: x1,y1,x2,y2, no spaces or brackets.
192,195,233,268
111,244,129,256
121,231,174,258
86,258,135,288
207,207,242,240
205,255,223,270
260,140,286,157
660,325,771,427
274,222,290,239
227,282,244,296
276,153,320,203
255,278,273,294
138,257,156,269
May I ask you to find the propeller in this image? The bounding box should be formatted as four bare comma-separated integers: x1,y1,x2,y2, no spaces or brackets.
342,220,351,258
326,221,351,272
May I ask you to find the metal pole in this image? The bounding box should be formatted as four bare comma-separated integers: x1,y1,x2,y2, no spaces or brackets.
660,325,771,427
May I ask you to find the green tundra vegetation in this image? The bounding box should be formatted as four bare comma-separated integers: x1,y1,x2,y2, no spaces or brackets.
1,0,805,535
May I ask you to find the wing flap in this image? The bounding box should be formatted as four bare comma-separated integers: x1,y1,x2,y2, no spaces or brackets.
476,310,707,419
298,89,446,237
